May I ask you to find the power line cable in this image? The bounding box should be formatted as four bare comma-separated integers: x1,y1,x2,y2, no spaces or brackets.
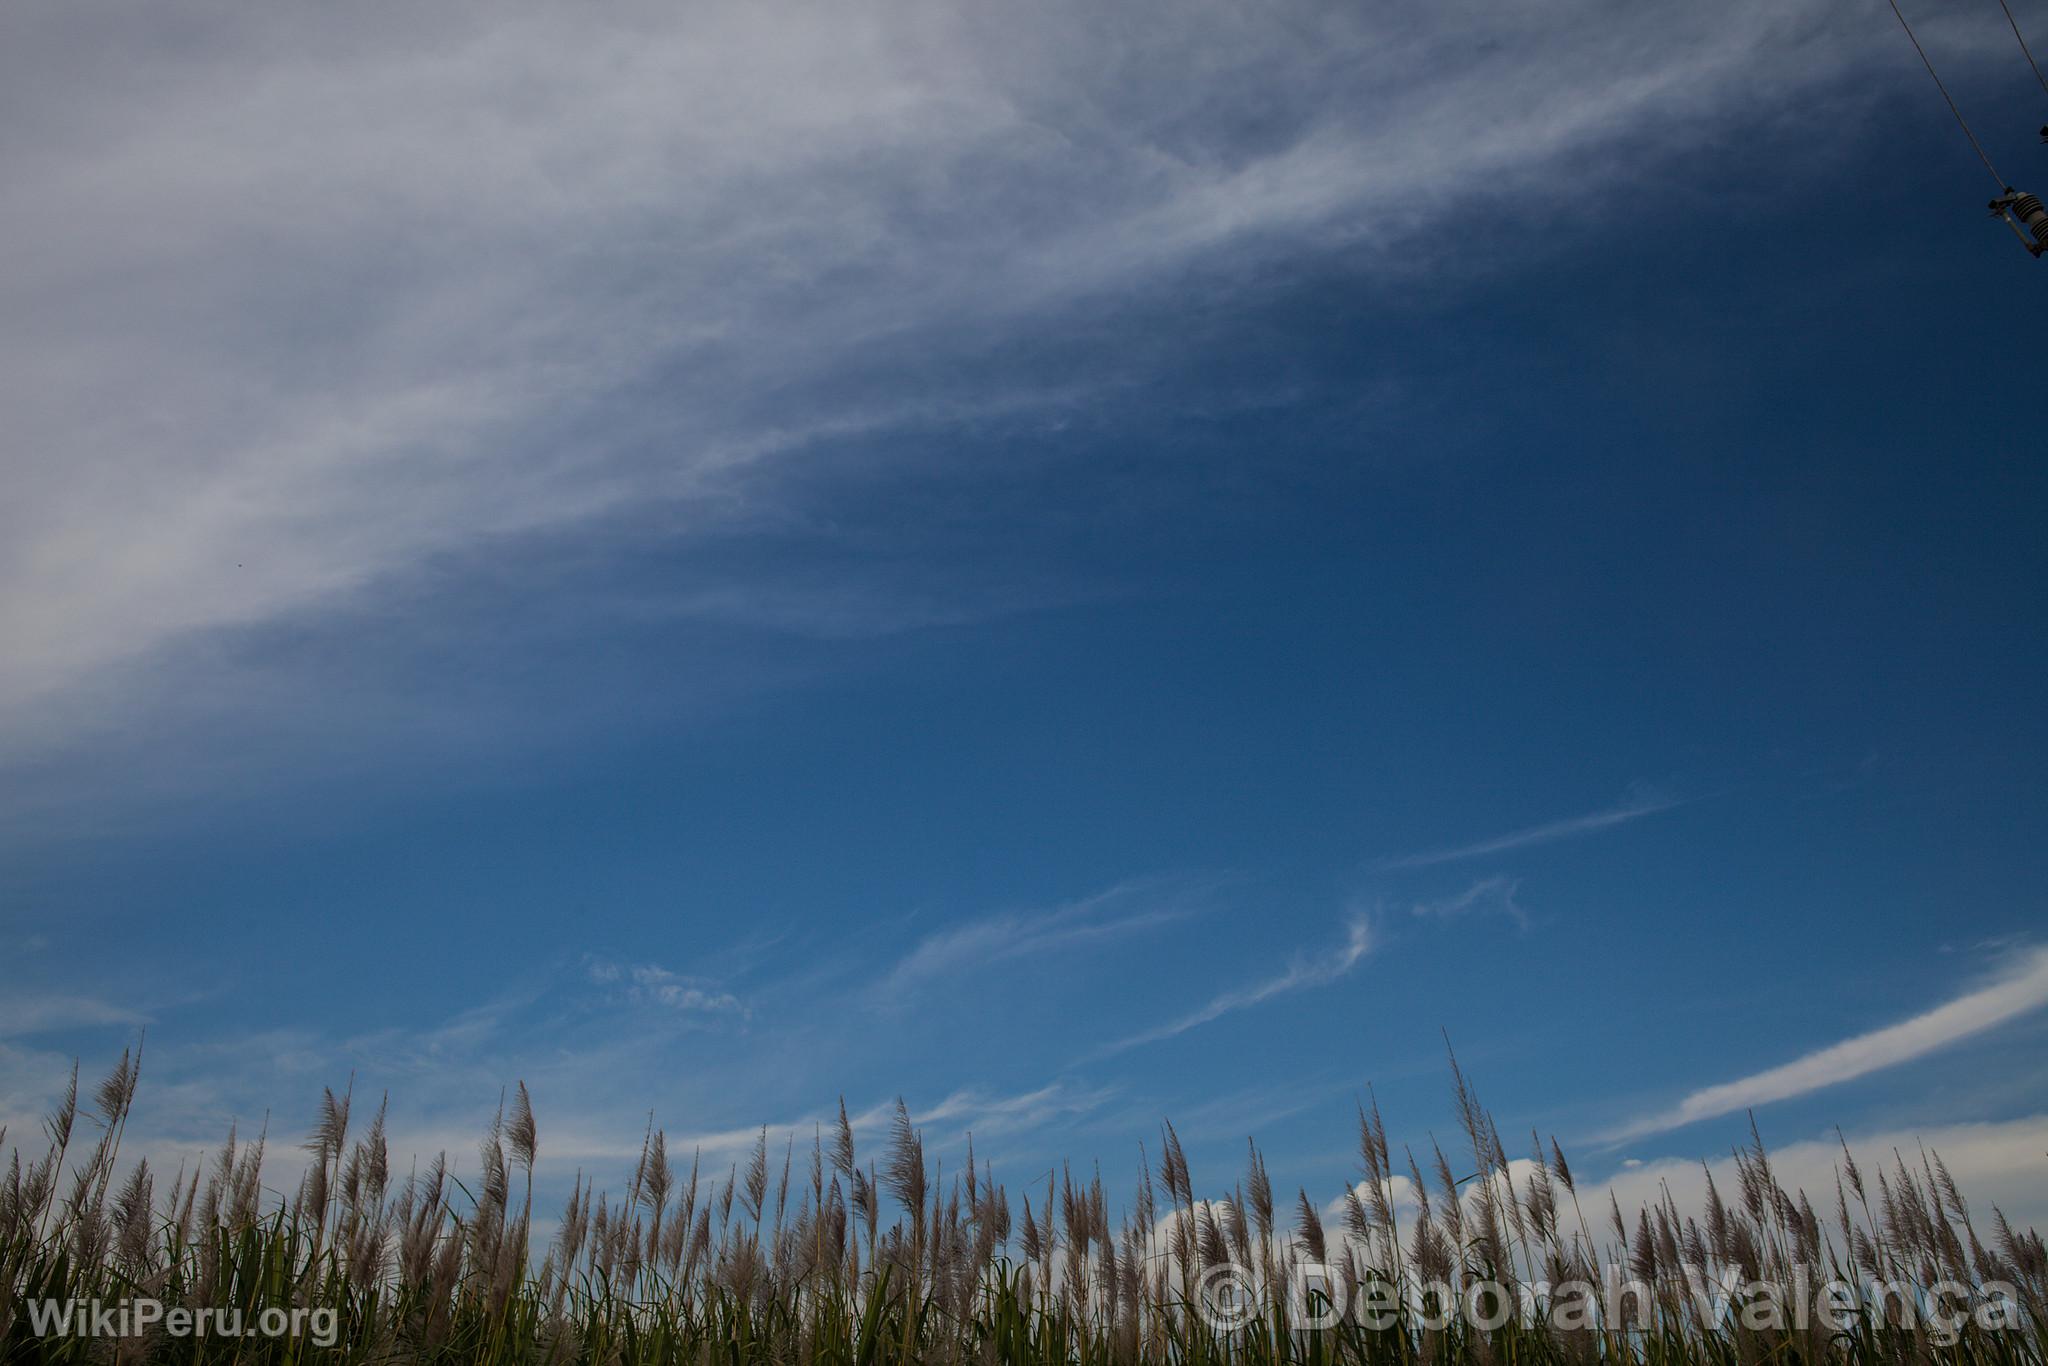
1992,0,2048,97
1888,0,2009,187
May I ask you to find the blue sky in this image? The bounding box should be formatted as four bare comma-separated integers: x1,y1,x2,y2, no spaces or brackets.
3,0,2047,1229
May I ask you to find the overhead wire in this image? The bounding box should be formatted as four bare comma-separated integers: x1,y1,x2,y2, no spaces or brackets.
1887,0,2009,187
1991,0,2048,97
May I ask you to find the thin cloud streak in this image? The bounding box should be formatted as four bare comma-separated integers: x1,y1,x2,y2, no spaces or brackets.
0,993,150,1039
1382,796,1677,870
1608,946,2048,1142
1411,875,1527,928
666,1081,1116,1168
1094,917,1373,1058
879,879,1191,998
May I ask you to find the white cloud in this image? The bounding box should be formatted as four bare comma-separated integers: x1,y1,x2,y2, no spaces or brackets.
1412,875,1528,928
586,959,744,1016
1312,1116,2048,1271
0,992,149,1039
1609,946,2048,1142
0,0,1917,773
1383,793,1676,870
1099,916,1373,1055
879,879,1190,997
897,1081,1117,1143
1591,1113,2048,1248
1322,1173,1425,1228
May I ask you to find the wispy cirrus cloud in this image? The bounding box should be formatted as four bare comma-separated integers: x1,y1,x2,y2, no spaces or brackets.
0,0,1911,798
1607,946,2048,1142
879,879,1193,998
1097,916,1373,1057
0,992,149,1039
1382,793,1678,870
1411,875,1528,929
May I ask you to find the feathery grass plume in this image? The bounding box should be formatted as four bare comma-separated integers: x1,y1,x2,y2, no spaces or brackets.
1412,1207,1453,1285
27,1063,80,1243
1342,1183,1371,1248
93,1047,139,1128
228,1116,266,1227
625,1113,656,1224
1132,1141,1156,1236
303,1079,352,1264
1244,1140,1273,1245
110,1158,153,1277
1159,1118,1197,1295
62,1151,109,1270
1549,1137,1574,1193
1295,1187,1326,1264
167,1160,198,1265
1521,1132,1557,1243
880,1098,923,1210
509,1081,538,1172
880,1098,927,1286
713,1164,735,1229
1430,1137,1465,1252
644,1129,674,1225
1469,1168,1507,1278
1035,1169,1058,1291
1197,1200,1228,1270
741,1127,768,1225
1225,1181,1252,1273
674,1148,702,1266
1447,1046,1489,1173
342,1097,394,1283
831,1097,858,1180
1403,1147,1432,1223
1018,1191,1042,1266
1159,1120,1189,1208
1357,1094,1398,1267
61,1044,142,1265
